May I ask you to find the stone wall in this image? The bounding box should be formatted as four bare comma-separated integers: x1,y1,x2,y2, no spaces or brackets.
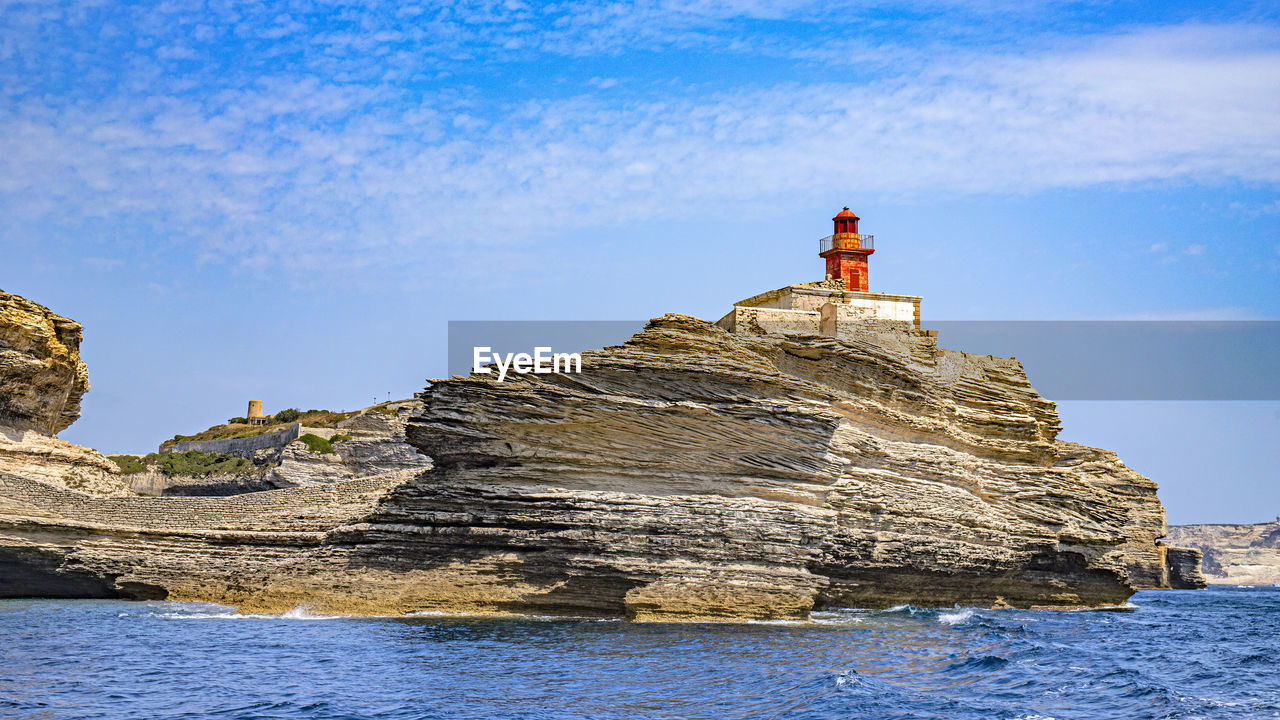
725,306,821,336
160,423,301,458
721,283,922,336
0,424,131,496
0,471,390,532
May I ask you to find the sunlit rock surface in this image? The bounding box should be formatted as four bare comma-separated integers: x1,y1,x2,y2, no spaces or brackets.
0,307,1195,619
0,289,131,496
0,290,89,436
1168,521,1280,586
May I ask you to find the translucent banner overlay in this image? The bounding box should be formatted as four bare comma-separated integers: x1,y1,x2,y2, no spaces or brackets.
448,320,1280,400
448,320,645,380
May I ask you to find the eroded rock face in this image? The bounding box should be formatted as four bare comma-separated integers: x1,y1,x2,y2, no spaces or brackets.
0,290,130,496
1163,546,1208,589
0,313,1182,619
387,314,1173,617
267,401,432,488
0,426,132,497
1167,521,1280,586
0,289,89,435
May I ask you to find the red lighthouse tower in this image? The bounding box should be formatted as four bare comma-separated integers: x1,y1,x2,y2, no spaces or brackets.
819,207,875,292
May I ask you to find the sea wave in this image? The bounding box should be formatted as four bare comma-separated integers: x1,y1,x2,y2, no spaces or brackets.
127,602,347,621
936,608,978,625
7,588,1280,720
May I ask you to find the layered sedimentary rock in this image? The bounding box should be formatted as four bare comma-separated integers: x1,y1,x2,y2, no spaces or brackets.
1163,546,1208,589
0,290,130,496
0,308,1197,619
0,289,89,435
0,471,394,603
0,427,132,497
267,402,432,488
390,314,1180,617
1168,521,1280,586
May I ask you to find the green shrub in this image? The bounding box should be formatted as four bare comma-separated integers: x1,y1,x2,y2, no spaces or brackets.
108,455,145,474
112,451,258,477
298,433,334,454
329,434,353,444
227,416,248,425
274,408,302,423
148,450,257,477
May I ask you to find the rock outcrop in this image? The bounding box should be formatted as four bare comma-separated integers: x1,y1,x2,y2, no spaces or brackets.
0,427,132,497
1163,545,1208,589
0,290,131,496
0,289,89,435
1167,520,1280,586
393,314,1176,617
266,402,432,488
0,295,1199,619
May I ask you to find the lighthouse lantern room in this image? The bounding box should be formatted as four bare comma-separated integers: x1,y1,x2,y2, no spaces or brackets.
818,207,875,292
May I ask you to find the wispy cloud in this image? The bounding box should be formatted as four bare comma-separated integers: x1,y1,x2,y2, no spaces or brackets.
1,3,1278,279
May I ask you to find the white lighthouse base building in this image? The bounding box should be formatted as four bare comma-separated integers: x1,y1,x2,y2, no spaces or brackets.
716,280,925,341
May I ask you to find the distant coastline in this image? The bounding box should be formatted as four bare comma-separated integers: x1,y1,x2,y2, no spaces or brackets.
1167,520,1280,586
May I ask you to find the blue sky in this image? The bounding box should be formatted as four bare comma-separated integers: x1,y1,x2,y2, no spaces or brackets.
2,1,1278,524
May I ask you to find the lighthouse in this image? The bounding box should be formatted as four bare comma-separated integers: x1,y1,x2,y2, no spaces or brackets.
716,207,920,339
818,207,874,292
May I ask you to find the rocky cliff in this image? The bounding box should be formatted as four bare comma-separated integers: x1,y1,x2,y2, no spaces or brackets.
0,289,89,435
0,308,1202,619
1167,520,1280,586
0,290,131,496
393,314,1192,617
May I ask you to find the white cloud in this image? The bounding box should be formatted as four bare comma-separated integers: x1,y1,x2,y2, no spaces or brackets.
1,20,1278,278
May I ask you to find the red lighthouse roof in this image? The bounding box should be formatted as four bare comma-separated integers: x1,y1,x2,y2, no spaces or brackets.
834,206,859,220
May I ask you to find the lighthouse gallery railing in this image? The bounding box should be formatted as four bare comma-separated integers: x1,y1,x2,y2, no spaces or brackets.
818,234,874,253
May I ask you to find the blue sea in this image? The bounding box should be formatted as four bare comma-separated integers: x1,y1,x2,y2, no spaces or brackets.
2,588,1276,720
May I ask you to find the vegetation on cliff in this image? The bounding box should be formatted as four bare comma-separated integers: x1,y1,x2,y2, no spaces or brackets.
297,434,335,454
108,451,260,477
162,409,359,446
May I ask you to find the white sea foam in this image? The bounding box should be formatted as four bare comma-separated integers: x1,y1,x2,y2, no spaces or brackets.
403,610,617,622
146,602,343,621
833,670,857,688
807,611,865,626
937,608,978,625
277,606,343,620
